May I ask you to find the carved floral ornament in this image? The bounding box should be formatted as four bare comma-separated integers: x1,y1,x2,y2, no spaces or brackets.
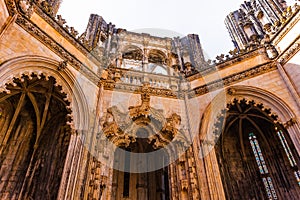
18,0,33,16
100,84,184,150
17,0,54,16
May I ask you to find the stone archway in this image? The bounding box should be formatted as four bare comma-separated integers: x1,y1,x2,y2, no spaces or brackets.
111,136,171,200
196,85,300,199
215,98,300,199
96,84,186,200
0,56,92,199
0,73,73,199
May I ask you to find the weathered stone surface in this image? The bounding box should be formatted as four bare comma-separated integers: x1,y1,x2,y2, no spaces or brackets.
0,0,299,199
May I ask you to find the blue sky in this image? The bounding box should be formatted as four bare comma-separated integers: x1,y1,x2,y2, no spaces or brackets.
58,0,294,59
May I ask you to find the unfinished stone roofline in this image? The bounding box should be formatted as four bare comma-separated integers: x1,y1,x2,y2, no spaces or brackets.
7,0,298,85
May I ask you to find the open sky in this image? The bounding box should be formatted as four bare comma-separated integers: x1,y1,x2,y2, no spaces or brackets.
58,0,294,59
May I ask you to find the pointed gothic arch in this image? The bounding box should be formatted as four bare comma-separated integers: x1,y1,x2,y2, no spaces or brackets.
197,85,300,200
216,98,300,199
0,73,72,199
0,56,91,199
0,55,90,132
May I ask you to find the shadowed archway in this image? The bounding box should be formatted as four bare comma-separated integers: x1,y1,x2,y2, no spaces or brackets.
216,98,300,199
0,74,73,199
111,129,170,200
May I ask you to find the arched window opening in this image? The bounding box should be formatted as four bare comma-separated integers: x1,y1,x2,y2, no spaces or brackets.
249,133,277,199
216,99,300,199
148,50,167,65
148,63,168,75
0,74,72,200
275,128,300,186
121,46,144,71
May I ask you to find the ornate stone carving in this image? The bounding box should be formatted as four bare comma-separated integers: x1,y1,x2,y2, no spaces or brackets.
272,4,300,42
101,85,182,149
56,15,66,26
58,60,67,71
278,37,300,64
129,83,151,119
19,0,34,17
190,62,277,97
101,72,179,99
161,113,181,141
284,118,297,128
14,16,100,85
4,0,17,15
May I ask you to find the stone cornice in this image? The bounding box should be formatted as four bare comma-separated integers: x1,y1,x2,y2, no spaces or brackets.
31,4,96,56
6,0,95,56
4,0,17,16
101,62,277,99
216,48,267,69
277,35,300,64
15,15,100,85
102,81,181,99
189,62,277,97
4,0,101,85
187,47,267,81
119,31,173,49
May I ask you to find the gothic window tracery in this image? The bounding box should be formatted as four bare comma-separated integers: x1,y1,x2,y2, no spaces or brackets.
0,74,72,200
249,133,277,199
216,99,300,199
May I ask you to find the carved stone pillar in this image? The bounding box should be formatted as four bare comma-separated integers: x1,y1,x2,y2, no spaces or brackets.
105,23,115,56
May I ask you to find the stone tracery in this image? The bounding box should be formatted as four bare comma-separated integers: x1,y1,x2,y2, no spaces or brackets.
215,98,300,199
1,0,299,199
0,73,73,199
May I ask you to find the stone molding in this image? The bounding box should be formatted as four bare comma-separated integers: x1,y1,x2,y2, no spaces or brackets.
278,35,300,64
4,0,100,85
102,81,180,99
190,62,277,97
272,5,300,46
101,62,277,99
14,15,100,85
187,47,268,81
